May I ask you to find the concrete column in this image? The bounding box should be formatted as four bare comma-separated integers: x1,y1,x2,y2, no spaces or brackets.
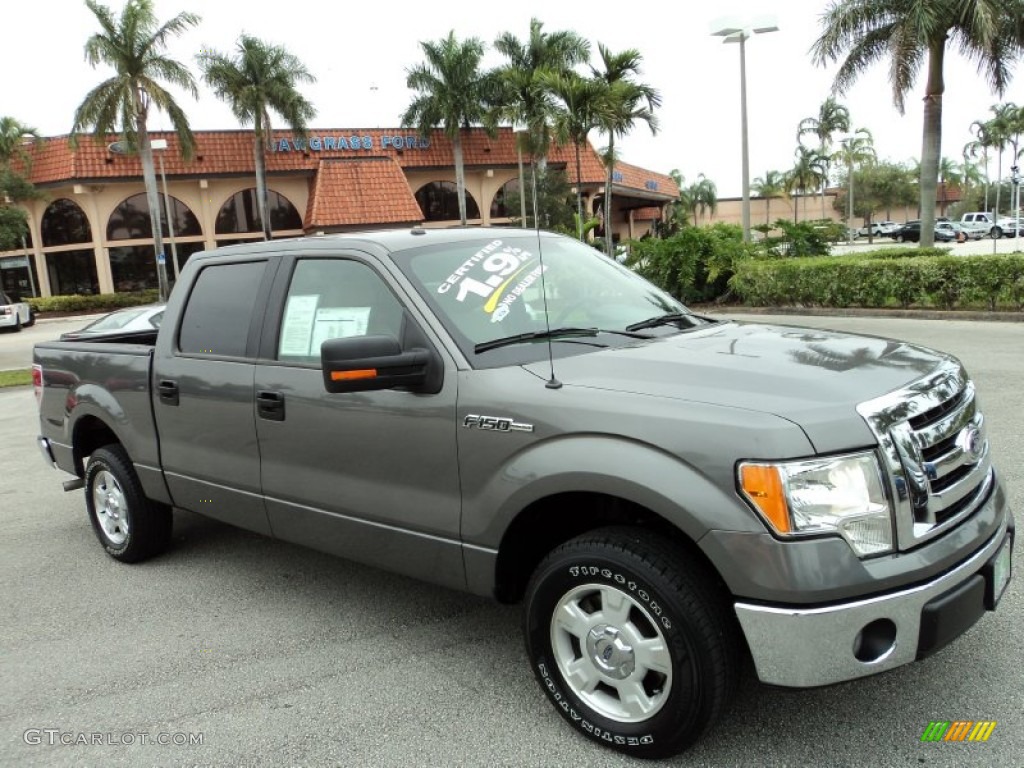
83,191,114,294
25,201,50,297
198,180,217,251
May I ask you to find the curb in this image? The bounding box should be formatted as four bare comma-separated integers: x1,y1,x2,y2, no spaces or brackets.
697,306,1024,323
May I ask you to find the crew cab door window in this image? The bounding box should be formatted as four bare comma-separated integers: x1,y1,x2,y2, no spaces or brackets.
179,261,265,357
276,258,404,364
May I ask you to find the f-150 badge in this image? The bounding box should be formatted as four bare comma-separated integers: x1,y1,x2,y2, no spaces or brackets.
462,414,534,433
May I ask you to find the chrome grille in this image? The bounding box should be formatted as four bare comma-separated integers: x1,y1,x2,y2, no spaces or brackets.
857,361,993,550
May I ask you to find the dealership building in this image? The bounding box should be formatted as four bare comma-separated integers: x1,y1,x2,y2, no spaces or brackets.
0,127,678,298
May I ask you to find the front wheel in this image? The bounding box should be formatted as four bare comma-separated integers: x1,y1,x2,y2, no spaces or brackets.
523,528,741,759
897,234,905,243
85,445,172,562
991,226,1003,239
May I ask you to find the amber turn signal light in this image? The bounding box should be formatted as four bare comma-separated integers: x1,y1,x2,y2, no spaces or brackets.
330,369,378,381
739,464,791,534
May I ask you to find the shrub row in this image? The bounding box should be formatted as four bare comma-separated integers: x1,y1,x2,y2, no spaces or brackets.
731,254,1024,311
26,290,160,314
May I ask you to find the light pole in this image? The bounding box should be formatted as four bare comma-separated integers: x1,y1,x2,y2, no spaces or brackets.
711,16,779,243
836,134,855,244
150,139,178,284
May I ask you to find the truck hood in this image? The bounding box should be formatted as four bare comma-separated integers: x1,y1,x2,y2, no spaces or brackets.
524,321,950,453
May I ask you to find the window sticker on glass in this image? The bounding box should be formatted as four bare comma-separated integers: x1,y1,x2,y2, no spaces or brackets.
279,294,320,356
310,307,371,351
435,239,545,323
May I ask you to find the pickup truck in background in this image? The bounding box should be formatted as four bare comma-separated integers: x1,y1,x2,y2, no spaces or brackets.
33,229,1014,759
960,211,1023,239
0,291,34,331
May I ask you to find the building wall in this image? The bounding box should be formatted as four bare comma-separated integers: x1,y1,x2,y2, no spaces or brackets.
712,193,949,229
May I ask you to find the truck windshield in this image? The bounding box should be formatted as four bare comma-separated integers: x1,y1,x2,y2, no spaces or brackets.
392,234,708,364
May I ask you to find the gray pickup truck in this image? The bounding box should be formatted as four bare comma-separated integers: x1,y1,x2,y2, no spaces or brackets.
34,228,1013,758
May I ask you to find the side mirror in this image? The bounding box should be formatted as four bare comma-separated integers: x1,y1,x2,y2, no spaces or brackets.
321,335,432,394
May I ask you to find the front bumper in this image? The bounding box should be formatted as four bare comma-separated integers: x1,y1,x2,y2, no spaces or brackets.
734,515,1012,687
0,313,19,327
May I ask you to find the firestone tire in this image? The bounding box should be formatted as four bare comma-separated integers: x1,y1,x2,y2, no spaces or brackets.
84,445,172,563
523,528,741,759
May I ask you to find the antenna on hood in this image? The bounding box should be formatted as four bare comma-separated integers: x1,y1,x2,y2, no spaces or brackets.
527,143,561,390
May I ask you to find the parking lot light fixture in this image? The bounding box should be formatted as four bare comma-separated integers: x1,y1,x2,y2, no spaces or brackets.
711,16,779,243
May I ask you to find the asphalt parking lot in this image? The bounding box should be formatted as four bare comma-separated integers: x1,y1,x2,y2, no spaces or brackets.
1,313,1020,767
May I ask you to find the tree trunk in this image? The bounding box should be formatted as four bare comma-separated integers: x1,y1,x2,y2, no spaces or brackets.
254,112,271,241
574,140,584,239
766,199,771,225
135,98,168,301
605,134,615,259
918,41,945,249
453,131,467,226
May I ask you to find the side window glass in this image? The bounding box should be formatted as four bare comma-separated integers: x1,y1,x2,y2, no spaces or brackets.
179,262,265,357
277,259,405,364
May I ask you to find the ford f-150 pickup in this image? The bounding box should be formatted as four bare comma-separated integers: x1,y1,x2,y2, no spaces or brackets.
33,228,1013,758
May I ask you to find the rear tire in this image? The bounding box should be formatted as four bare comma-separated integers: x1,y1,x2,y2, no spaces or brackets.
85,445,172,563
523,527,741,759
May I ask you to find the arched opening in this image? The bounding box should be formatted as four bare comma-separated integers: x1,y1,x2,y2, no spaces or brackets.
415,181,480,222
215,188,303,237
490,179,521,219
107,192,202,240
41,199,92,247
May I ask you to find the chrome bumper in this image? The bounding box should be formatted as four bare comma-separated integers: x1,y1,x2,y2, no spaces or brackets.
734,517,1010,687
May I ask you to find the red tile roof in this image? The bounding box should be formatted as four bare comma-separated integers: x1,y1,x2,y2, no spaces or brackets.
305,158,423,229
18,128,678,198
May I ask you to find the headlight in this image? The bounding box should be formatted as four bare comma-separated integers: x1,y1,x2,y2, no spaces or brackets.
738,452,893,557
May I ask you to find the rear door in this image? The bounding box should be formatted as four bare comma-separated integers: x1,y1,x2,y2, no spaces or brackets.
152,257,278,534
252,251,464,589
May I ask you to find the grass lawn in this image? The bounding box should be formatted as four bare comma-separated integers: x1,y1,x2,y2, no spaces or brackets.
0,368,32,388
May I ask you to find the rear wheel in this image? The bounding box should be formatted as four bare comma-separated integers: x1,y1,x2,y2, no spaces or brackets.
524,527,741,759
85,445,172,562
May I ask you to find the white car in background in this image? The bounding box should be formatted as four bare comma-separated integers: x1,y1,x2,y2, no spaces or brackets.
0,292,34,332
857,220,899,237
59,304,165,341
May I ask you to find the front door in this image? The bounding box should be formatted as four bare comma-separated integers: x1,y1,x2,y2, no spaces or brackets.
253,254,464,589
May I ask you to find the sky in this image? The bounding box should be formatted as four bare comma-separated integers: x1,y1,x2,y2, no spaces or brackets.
1,0,1019,197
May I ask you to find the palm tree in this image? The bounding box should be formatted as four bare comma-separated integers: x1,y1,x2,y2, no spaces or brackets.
752,170,787,225
797,97,851,218
0,117,39,171
812,0,1024,247
492,19,589,169
592,44,660,259
199,35,315,240
833,128,876,228
787,146,828,222
685,174,717,226
71,0,200,301
543,71,607,238
402,32,491,227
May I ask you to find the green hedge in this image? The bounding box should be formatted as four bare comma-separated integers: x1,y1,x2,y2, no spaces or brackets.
26,290,160,314
731,254,1024,311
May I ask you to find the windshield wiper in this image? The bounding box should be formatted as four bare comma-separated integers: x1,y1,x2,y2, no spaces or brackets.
475,327,598,354
625,312,709,332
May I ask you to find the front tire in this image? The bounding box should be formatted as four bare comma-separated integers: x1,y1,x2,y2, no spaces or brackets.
991,226,1003,239
85,445,172,562
897,234,905,243
524,528,741,759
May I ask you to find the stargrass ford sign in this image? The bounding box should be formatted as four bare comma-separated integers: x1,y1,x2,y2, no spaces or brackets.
269,134,431,152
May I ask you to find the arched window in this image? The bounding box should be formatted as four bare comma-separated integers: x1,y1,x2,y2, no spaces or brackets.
107,193,202,240
41,199,92,247
490,179,521,219
415,181,479,222
215,188,302,234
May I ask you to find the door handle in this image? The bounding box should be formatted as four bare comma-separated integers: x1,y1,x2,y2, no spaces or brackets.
256,390,285,421
157,379,179,406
